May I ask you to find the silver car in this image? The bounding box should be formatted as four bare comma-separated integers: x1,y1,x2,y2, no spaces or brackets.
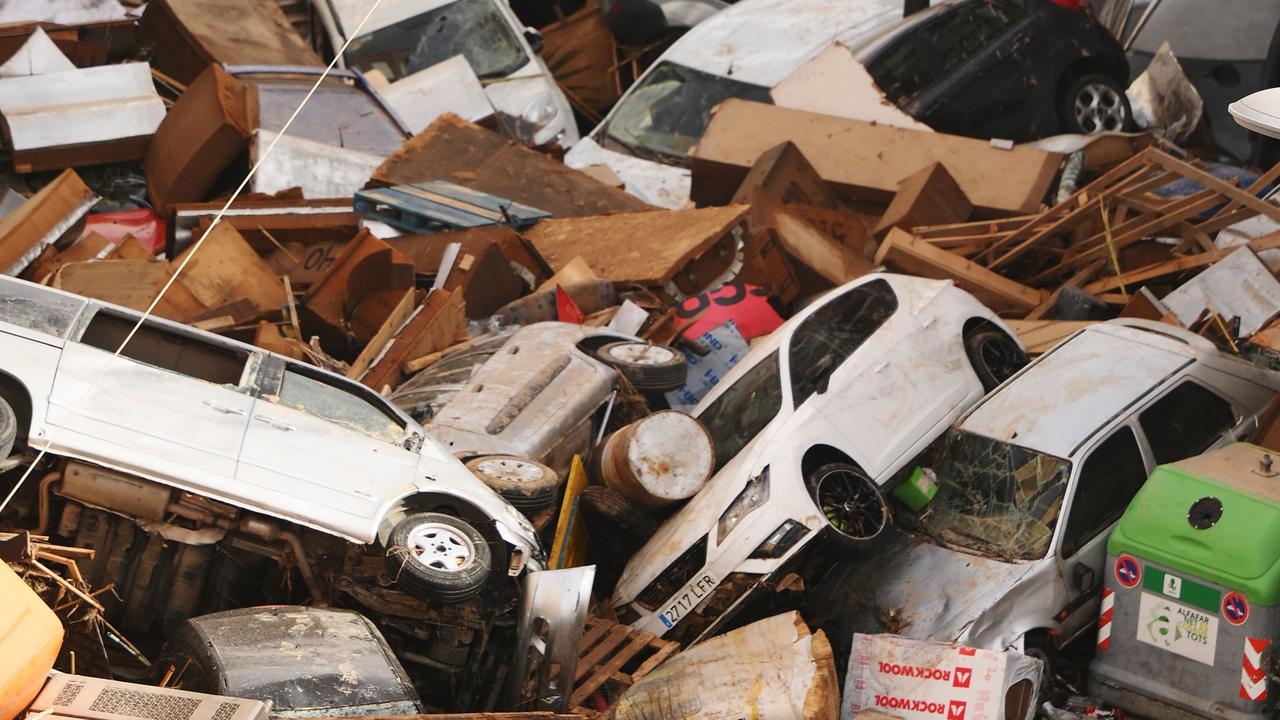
0,275,542,606
815,319,1280,675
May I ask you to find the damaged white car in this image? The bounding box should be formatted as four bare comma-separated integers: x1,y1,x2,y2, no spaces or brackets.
0,275,543,701
611,273,1027,643
812,319,1280,674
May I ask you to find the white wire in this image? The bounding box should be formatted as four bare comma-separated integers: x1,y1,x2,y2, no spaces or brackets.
0,0,390,514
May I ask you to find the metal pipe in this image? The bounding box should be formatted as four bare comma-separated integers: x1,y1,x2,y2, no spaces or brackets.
280,530,327,607
34,471,62,535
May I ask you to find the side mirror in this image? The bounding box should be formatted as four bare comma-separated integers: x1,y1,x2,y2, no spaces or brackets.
1072,562,1098,594
523,27,545,54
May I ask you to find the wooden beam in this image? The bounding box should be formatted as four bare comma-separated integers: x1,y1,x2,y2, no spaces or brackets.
875,228,1044,313
1149,152,1280,224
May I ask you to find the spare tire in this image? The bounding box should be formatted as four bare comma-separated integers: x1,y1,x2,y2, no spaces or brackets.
465,456,561,511
596,341,687,392
385,512,492,603
579,485,657,542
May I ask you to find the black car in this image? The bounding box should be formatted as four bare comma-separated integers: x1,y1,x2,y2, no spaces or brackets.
862,0,1132,141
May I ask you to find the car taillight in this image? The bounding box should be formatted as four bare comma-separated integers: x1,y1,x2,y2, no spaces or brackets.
1049,0,1089,10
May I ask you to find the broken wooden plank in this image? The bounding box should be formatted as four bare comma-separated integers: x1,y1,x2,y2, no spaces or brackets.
362,289,466,391
0,169,98,277
1083,233,1280,295
874,228,1044,314
173,222,285,319
347,288,417,381
1005,319,1095,355
872,162,972,239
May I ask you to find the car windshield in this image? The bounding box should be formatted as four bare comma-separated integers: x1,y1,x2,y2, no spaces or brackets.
603,61,773,163
343,0,529,83
917,428,1071,561
697,351,784,473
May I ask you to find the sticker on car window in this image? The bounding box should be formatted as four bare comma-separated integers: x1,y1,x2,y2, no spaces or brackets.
1135,591,1218,666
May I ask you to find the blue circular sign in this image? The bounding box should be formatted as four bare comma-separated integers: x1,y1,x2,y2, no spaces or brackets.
1223,591,1249,625
1115,555,1141,589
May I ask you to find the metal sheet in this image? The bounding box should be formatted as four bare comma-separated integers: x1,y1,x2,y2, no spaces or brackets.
250,130,384,199
503,565,596,712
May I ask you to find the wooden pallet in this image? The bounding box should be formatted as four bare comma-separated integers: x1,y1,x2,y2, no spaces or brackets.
570,617,680,711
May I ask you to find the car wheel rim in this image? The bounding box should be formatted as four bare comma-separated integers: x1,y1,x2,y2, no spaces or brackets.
815,469,887,540
476,457,544,483
1074,83,1125,133
608,343,676,365
406,522,476,573
978,336,1023,384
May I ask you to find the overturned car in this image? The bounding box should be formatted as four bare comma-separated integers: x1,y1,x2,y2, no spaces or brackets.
0,275,541,706
610,273,1027,644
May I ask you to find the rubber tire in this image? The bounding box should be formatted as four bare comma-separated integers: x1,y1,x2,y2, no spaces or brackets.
385,512,492,603
1022,631,1058,704
1059,73,1132,134
465,456,561,511
596,341,688,392
963,328,1028,393
807,463,889,552
579,486,657,541
0,398,15,460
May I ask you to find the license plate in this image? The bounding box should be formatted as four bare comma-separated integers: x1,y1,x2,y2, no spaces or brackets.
657,573,717,629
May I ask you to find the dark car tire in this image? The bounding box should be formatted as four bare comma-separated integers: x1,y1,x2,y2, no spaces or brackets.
386,512,492,603
0,398,15,460
596,341,687,392
579,485,658,541
963,327,1028,392
465,456,561,511
1059,73,1131,134
807,463,889,551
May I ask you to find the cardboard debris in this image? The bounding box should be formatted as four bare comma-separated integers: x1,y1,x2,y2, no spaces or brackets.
145,64,255,214
301,230,416,357
51,259,206,321
690,99,1063,214
360,289,466,391
771,43,934,133
371,114,653,218
609,612,839,720
138,0,322,85
0,169,98,277
522,205,751,295
379,55,495,135
840,633,1042,720
0,62,166,172
0,27,75,77
1162,246,1280,336
389,226,546,319
173,222,285,320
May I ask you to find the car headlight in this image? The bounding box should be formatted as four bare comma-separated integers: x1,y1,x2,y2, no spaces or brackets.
523,94,558,128
717,467,769,545
749,520,810,560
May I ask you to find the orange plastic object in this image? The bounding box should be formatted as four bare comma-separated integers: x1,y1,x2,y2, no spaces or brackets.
0,561,62,720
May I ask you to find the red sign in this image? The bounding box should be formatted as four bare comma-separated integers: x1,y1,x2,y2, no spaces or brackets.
1114,554,1141,588
1223,591,1250,626
948,700,968,720
953,667,972,689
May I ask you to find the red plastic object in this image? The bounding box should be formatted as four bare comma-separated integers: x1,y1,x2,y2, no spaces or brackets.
556,285,585,324
1048,0,1088,10
675,283,783,341
81,208,166,255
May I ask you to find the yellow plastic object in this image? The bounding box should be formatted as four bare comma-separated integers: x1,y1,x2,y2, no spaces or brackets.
549,455,590,570
0,560,63,720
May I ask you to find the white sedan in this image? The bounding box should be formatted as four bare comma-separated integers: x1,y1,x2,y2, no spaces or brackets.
611,272,1026,642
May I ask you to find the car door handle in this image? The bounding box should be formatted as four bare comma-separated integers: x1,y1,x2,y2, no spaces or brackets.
254,415,295,432
204,399,246,416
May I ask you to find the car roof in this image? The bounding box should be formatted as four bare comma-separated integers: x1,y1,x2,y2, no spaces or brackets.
659,0,908,87
959,321,1203,459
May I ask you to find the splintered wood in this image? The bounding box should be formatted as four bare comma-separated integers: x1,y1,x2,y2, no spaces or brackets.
893,147,1280,308
569,616,680,711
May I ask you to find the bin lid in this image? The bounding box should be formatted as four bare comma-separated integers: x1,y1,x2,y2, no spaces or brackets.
1109,442,1280,604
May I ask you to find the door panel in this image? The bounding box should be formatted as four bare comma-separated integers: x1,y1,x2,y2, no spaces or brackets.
237,364,418,541
48,312,252,480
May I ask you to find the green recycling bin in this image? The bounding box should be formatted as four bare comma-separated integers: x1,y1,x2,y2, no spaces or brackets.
1090,442,1280,720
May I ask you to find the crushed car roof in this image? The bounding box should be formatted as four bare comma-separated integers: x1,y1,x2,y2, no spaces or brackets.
660,0,904,87
959,322,1200,459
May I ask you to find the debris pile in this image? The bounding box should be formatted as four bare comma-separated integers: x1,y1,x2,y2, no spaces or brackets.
4,1,1280,719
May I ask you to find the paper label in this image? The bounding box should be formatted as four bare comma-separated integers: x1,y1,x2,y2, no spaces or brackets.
1136,591,1219,666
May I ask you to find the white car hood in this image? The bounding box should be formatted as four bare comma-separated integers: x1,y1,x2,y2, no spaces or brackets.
563,137,691,209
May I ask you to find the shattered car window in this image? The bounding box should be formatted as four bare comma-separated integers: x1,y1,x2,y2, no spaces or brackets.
697,351,783,473
918,428,1070,561
344,0,528,83
788,278,897,407
0,281,83,338
277,369,405,443
603,62,773,163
